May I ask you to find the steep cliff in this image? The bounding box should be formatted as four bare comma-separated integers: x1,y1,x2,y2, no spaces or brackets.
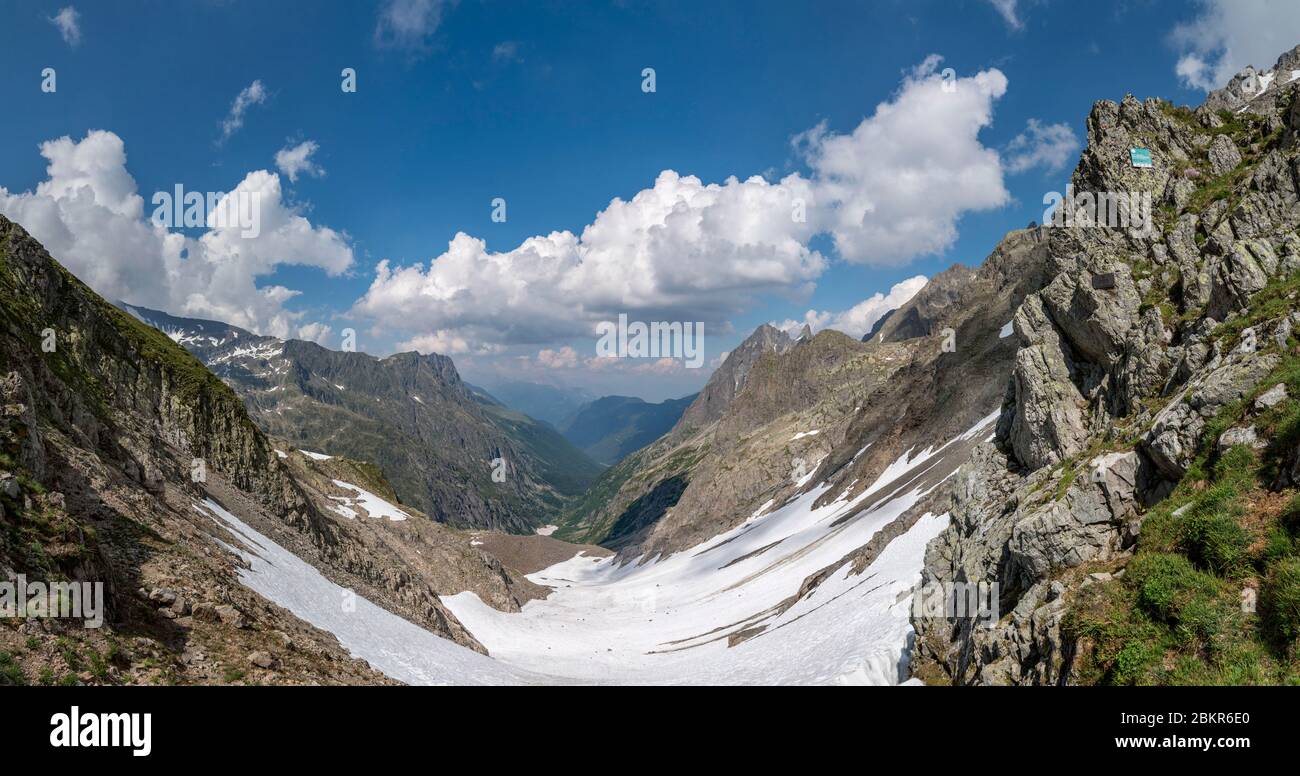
911,46,1300,685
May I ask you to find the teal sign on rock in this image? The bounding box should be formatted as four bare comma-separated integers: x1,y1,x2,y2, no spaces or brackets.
1130,147,1153,168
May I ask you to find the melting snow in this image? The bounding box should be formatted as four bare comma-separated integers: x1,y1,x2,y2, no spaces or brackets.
535,525,559,536
163,328,202,346
330,480,409,521
328,503,358,519
442,413,998,685
300,450,333,461
999,321,1014,338
196,499,544,685
210,343,284,364
789,429,821,441
205,415,998,685
274,450,288,459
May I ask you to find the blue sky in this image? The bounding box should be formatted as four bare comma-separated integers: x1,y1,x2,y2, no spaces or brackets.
2,0,1297,401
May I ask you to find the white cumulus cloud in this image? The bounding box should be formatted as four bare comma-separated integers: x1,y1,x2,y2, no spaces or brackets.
353,57,1010,355
775,275,928,340
0,130,352,340
275,140,324,183
796,55,1010,265
353,170,824,349
1170,0,1300,91
297,322,333,345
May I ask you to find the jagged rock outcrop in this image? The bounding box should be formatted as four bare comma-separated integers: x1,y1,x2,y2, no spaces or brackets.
675,323,797,431
912,45,1300,685
1144,349,1281,478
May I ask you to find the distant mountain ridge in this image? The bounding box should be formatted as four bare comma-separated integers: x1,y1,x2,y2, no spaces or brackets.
473,379,594,427
558,394,697,465
119,303,602,532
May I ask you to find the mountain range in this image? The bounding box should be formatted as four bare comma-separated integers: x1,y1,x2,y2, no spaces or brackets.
7,43,1300,685
555,394,696,465
117,303,602,533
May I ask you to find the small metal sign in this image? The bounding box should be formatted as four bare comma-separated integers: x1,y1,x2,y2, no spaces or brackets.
1130,147,1153,168
1091,272,1117,290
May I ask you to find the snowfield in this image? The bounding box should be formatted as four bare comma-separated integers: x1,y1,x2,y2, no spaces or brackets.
205,414,997,685
329,480,410,521
443,413,995,684
197,498,546,685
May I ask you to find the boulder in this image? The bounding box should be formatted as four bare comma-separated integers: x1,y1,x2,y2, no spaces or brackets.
1218,425,1265,452
1208,134,1243,176
1255,383,1288,410
248,651,277,670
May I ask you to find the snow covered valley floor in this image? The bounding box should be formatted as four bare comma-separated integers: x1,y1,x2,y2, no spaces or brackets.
202,414,998,685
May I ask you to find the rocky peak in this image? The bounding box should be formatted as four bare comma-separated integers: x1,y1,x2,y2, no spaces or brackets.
1204,44,1300,115
675,322,795,430
870,263,978,344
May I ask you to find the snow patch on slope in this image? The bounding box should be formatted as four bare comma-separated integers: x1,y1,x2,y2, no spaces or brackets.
329,480,410,521
200,415,996,685
441,413,997,684
196,499,545,685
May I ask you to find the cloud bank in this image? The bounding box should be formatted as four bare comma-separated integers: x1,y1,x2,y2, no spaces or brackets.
355,57,1011,354
0,130,352,341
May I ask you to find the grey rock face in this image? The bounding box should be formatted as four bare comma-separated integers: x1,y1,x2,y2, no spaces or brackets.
1208,241,1273,321
1005,295,1089,470
1256,383,1288,410
913,46,1300,685
913,444,1148,685
1218,425,1264,452
1009,452,1140,580
1208,134,1243,175
1144,352,1280,478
